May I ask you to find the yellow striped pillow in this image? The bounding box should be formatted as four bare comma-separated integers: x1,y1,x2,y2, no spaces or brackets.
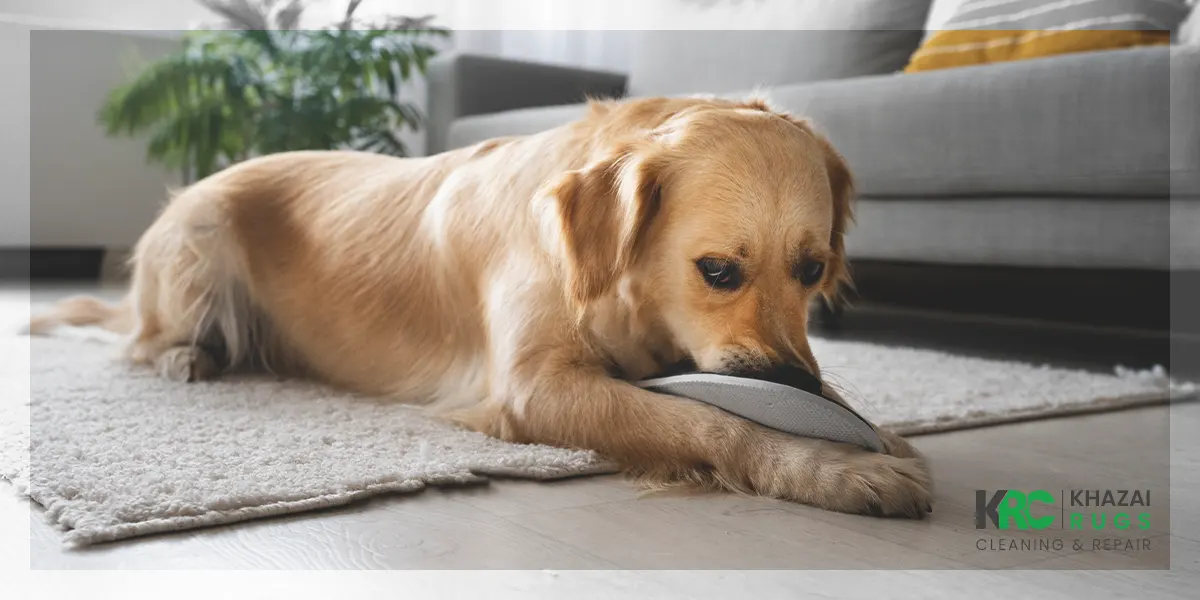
904,0,1190,73
905,29,1172,73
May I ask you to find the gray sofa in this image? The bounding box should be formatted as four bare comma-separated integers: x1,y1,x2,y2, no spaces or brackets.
426,32,1199,276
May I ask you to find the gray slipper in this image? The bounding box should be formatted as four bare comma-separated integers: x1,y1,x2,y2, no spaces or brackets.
637,373,884,452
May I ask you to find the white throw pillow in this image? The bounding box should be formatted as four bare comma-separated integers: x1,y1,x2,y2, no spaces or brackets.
1181,0,1200,44
923,0,967,34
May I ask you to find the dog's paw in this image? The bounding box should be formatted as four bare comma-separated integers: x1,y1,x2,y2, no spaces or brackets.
825,452,933,519
156,346,219,383
737,433,933,519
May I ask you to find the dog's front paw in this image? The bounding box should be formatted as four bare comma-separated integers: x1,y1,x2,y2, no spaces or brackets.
823,451,932,518
738,434,933,518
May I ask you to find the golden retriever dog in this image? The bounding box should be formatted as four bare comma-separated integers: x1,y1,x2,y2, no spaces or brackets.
31,96,932,517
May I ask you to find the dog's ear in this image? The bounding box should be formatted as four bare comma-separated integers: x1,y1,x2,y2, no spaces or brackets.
538,144,665,307
814,133,856,306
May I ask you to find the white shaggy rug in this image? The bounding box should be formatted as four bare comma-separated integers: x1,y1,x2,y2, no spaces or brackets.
0,324,1193,547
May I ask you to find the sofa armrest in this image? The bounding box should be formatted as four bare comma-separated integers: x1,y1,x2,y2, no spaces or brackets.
425,53,628,155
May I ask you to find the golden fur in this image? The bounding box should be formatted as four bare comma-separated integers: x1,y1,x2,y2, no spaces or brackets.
32,97,932,517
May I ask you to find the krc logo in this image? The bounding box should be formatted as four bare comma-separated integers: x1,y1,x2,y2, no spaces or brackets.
975,489,1056,530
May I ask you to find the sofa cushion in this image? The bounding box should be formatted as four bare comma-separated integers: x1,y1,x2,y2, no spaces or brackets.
628,0,932,96
847,198,1190,269
446,103,587,151
764,45,1193,198
629,30,928,97
446,46,1197,199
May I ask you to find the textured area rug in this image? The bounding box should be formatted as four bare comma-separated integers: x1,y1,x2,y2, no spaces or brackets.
809,338,1195,435
1,335,616,547
1,324,1193,547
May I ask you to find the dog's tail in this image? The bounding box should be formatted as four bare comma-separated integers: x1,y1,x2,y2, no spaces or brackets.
24,295,134,336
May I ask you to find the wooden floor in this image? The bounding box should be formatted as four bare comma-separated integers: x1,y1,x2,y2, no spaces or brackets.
3,284,1198,596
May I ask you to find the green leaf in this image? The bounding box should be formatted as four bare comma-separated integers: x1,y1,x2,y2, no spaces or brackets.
376,56,398,98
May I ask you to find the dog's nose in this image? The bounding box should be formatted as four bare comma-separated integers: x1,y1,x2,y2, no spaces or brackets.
731,363,823,395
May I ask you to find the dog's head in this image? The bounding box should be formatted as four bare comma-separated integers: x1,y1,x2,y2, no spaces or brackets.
539,98,854,380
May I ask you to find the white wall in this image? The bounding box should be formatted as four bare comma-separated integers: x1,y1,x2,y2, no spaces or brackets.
0,17,184,248
0,23,30,247
0,0,213,29
26,28,182,248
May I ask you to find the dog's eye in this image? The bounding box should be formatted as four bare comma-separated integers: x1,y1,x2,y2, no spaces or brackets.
795,260,825,287
696,257,742,290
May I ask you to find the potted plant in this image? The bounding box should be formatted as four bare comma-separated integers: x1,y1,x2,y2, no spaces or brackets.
99,0,449,180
